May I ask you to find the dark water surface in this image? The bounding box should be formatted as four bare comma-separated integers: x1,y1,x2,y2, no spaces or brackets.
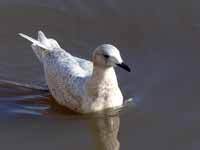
0,1,200,150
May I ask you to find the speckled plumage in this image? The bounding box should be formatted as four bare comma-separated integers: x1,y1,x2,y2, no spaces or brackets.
19,31,127,113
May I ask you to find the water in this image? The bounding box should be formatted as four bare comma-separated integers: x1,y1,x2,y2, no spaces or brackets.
0,1,200,149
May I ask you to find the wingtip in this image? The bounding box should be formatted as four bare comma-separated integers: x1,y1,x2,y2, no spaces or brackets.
18,33,25,38
18,33,23,36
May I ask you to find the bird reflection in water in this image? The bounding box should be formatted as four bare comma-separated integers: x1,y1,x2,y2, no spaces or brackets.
88,111,120,150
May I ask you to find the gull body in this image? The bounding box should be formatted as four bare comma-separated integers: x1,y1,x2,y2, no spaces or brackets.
19,31,130,114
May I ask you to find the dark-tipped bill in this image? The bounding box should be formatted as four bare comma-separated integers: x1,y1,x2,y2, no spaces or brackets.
117,63,131,72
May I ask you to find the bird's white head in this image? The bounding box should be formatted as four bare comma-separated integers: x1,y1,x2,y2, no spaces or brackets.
92,44,131,72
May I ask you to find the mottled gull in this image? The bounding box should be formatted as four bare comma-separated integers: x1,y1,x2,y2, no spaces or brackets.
19,31,131,113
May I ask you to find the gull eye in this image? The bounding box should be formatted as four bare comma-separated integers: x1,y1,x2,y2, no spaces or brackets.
103,54,109,59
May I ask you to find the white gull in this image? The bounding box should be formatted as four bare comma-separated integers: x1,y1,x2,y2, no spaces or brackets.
19,31,131,114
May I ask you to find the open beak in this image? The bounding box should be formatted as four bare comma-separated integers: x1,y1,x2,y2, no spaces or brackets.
117,62,131,72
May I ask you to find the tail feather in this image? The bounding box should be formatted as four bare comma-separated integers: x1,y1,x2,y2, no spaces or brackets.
38,30,48,43
19,31,61,50
19,32,48,50
19,30,61,62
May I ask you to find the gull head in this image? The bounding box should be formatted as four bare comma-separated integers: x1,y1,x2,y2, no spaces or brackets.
92,44,131,72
